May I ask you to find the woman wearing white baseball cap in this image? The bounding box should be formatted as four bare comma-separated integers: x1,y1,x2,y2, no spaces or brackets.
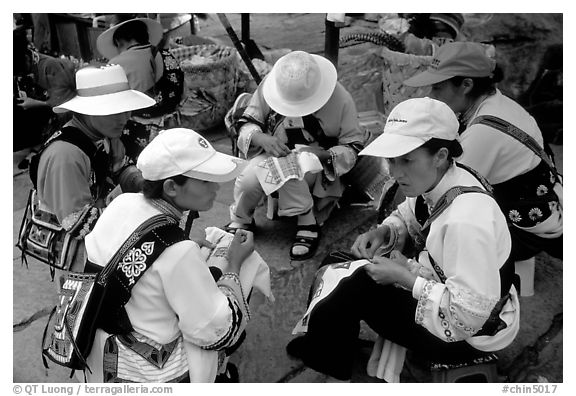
287,97,519,382
82,128,253,382
226,50,367,261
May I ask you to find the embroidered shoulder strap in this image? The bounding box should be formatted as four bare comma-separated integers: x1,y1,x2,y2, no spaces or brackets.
421,185,493,233
93,214,186,335
29,126,99,190
455,162,493,193
470,115,559,178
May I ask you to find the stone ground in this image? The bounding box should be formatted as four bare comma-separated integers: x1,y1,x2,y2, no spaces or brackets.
12,13,564,386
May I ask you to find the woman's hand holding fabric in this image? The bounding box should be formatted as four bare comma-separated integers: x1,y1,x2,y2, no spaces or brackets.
227,229,255,273
253,133,291,157
296,146,330,162
365,255,417,290
351,226,389,259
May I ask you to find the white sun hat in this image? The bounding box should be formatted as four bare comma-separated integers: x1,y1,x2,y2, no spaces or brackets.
53,64,156,115
136,128,247,183
359,97,459,158
96,17,163,60
262,50,337,117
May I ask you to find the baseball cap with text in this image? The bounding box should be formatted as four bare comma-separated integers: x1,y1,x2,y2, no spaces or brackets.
137,128,247,182
359,97,459,158
403,41,496,87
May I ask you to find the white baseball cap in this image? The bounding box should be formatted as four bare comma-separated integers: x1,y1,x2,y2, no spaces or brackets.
359,97,459,158
137,128,247,182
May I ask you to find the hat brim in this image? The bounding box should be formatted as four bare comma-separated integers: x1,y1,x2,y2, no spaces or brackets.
403,71,454,87
183,153,247,183
262,54,337,117
53,89,156,115
359,132,428,159
97,18,163,60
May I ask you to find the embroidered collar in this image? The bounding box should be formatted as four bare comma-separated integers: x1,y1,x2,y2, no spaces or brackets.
149,198,183,222
125,43,152,51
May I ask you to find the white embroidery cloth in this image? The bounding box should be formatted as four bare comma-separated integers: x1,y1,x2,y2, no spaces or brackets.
367,337,407,383
201,227,274,302
253,150,323,196
292,259,370,335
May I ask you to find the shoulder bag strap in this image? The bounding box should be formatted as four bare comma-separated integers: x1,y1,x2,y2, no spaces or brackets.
96,214,183,287
470,115,558,178
423,186,493,285
94,214,186,334
421,185,493,233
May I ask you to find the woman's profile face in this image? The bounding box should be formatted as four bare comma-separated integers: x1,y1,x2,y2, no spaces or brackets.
89,112,131,139
429,80,468,114
170,178,220,212
386,146,444,197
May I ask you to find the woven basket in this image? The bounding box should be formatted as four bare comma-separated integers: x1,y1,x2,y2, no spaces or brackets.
379,47,433,118
169,44,238,131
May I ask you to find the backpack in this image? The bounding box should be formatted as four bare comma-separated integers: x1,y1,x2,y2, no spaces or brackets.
17,127,107,274
41,214,185,376
28,126,107,191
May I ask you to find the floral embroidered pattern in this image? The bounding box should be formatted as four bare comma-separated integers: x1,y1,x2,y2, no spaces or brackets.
448,284,496,319
536,184,548,196
549,201,559,212
415,280,436,325
528,207,543,221
508,209,522,223
78,207,100,239
438,309,455,342
118,242,155,285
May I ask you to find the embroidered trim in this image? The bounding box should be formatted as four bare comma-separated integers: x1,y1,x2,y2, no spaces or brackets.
149,198,182,222
77,207,100,239
117,241,156,286
219,273,251,320
61,203,92,231
448,284,498,319
415,279,436,325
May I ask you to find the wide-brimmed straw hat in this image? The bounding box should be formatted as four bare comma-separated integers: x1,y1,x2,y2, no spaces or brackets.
403,41,496,87
262,50,337,117
96,17,163,60
53,64,156,115
137,128,247,183
359,97,459,158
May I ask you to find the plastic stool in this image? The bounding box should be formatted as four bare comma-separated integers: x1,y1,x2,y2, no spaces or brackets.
515,257,535,297
430,353,499,383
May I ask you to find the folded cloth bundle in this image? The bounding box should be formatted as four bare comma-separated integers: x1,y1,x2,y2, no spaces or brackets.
201,227,274,302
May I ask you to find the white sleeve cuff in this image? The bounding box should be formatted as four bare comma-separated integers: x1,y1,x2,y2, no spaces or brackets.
412,276,427,300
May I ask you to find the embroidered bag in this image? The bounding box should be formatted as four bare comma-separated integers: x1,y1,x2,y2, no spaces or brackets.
42,214,185,374
17,189,66,270
469,115,563,212
17,127,107,273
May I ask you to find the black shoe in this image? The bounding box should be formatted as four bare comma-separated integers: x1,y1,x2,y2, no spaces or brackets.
286,336,309,360
215,362,239,383
222,219,256,234
17,158,30,170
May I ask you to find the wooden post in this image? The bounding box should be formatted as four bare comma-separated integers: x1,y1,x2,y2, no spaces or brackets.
241,13,250,44
324,14,343,69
